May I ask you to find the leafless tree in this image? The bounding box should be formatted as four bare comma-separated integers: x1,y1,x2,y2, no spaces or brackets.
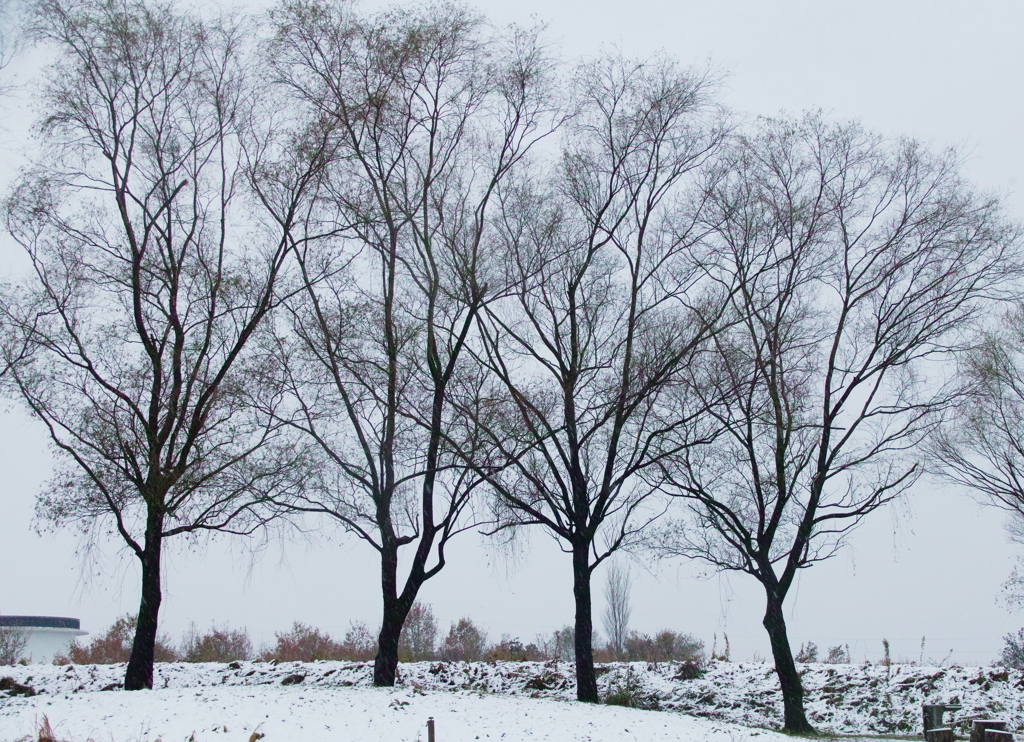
929,304,1024,609
262,0,560,687
398,602,437,662
2,0,328,690
931,304,1024,529
459,53,728,702
655,113,1020,732
438,618,487,661
602,560,631,659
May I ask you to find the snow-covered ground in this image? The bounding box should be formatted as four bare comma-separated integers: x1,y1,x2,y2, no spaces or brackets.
0,683,786,742
1,659,1022,741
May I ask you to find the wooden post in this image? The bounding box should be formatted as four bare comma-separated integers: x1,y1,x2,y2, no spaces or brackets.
924,706,944,735
427,716,435,742
923,704,962,737
984,731,1014,742
971,721,1008,742
926,729,954,742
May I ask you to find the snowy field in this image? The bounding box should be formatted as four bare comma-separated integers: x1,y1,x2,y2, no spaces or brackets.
0,683,786,742
1,659,1022,741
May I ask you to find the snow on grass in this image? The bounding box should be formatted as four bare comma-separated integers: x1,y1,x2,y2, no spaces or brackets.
1,659,1023,740
0,679,782,742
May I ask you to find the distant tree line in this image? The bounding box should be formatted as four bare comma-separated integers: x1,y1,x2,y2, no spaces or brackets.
1,0,1022,733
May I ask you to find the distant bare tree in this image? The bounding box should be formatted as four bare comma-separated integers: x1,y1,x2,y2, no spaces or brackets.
398,602,437,662
263,0,559,686
602,560,631,659
3,0,327,690
438,618,487,661
458,53,728,702
655,113,1019,732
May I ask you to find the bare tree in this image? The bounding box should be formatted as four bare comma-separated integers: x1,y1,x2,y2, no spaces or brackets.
398,602,437,662
655,113,1019,732
929,304,1024,609
931,304,1024,528
262,0,560,687
438,618,487,661
459,54,728,702
2,0,327,690
602,560,631,659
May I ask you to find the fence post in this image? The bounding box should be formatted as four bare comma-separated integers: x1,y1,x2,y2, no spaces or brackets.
427,716,435,742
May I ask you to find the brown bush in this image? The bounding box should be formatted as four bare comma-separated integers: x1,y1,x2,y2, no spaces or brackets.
623,630,704,663
55,614,177,664
261,622,345,662
438,618,487,662
487,635,543,662
181,624,253,662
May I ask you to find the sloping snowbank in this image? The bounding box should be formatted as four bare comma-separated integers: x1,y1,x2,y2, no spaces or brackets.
0,681,783,742
1,659,1022,738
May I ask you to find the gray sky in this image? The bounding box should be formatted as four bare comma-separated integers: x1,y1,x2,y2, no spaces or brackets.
0,0,1021,665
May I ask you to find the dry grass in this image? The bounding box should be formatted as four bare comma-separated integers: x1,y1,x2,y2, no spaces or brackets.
12,715,68,742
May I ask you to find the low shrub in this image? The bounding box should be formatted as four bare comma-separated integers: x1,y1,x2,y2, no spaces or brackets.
604,666,659,710
181,624,253,663
674,660,704,680
825,644,851,664
54,614,177,664
1001,628,1024,669
261,622,345,662
0,626,29,665
795,641,819,663
624,630,704,663
488,636,543,662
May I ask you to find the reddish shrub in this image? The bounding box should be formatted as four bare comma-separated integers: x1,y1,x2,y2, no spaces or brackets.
55,614,178,664
181,624,253,662
261,622,345,662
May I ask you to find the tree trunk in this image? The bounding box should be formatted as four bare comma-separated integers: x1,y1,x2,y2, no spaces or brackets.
124,511,164,691
374,600,404,686
763,593,813,734
573,542,598,703
374,542,412,686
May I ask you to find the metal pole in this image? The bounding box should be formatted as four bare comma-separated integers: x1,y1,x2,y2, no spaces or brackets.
427,717,435,742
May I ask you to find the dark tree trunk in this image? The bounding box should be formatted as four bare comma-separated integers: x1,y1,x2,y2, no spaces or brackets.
374,542,413,686
763,593,814,734
124,510,164,691
572,542,598,703
374,600,404,686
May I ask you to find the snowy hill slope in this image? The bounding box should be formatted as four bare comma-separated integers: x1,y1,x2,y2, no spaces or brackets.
1,660,1022,738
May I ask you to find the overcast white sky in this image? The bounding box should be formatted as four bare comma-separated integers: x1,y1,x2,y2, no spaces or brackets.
1,0,1022,665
